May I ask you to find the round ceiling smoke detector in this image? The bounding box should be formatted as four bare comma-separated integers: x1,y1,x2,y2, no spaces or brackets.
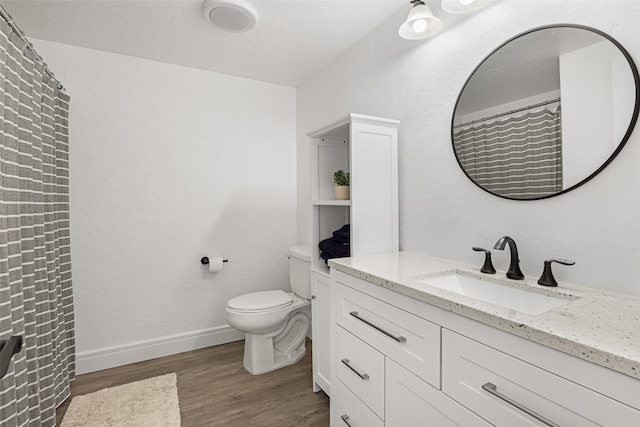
202,0,258,33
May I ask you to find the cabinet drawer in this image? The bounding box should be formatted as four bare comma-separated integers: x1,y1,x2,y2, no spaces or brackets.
331,378,384,427
336,326,385,419
386,358,491,427
336,282,441,388
442,330,640,427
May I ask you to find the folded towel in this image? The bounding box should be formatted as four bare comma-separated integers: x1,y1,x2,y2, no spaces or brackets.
319,224,351,264
332,224,350,243
319,240,350,257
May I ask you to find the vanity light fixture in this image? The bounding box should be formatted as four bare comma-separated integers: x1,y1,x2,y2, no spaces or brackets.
441,0,490,14
399,0,443,40
202,0,258,33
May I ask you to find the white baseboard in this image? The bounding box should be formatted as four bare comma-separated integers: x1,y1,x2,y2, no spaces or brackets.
75,325,245,375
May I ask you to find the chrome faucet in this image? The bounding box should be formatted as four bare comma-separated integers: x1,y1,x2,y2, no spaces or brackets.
493,236,524,280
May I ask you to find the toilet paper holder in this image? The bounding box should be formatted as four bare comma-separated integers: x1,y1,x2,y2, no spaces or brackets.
200,257,229,265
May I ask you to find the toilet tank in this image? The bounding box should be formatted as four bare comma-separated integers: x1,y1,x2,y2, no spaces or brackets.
289,245,312,299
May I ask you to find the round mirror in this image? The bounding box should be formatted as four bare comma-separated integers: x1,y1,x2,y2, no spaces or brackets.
452,25,640,200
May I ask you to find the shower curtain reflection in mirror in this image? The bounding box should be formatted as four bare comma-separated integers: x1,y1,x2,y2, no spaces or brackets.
453,105,563,200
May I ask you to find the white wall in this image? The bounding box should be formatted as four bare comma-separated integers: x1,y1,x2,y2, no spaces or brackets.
297,0,640,297
33,39,297,373
561,40,634,185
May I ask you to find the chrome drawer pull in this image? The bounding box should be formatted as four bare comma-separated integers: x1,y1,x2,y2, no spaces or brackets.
341,414,352,426
482,382,561,427
341,358,370,380
349,311,407,343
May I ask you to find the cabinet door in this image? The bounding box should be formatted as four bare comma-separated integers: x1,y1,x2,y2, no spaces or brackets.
386,358,491,427
350,118,398,257
312,271,331,395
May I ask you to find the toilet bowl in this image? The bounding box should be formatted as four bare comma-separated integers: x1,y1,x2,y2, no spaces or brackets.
225,246,312,375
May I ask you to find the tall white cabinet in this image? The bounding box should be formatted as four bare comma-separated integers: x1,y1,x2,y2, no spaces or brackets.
308,114,399,396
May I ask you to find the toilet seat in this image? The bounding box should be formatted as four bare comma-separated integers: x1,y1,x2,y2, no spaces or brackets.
227,290,293,312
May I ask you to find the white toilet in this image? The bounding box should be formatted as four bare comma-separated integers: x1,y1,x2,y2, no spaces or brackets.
225,246,312,375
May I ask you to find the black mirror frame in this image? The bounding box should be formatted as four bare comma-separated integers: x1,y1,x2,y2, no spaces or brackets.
451,24,640,201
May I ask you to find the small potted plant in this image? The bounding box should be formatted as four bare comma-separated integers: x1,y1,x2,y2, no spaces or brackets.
333,169,350,200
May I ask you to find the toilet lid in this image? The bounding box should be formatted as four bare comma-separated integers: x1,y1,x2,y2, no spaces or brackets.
227,290,293,311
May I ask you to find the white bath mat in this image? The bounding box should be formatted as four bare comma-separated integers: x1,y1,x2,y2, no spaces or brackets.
60,373,181,427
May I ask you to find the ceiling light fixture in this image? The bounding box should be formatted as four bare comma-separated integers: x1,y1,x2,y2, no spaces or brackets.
441,0,491,14
399,0,442,40
202,0,258,33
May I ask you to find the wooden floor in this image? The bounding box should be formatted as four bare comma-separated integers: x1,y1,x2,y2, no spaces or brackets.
56,339,329,426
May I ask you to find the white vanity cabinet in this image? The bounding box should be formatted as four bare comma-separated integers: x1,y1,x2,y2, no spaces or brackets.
309,114,399,396
330,268,640,427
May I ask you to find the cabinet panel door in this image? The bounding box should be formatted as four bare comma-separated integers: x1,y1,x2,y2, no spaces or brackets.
442,330,640,427
386,358,491,427
350,119,398,256
312,271,331,395
331,378,384,427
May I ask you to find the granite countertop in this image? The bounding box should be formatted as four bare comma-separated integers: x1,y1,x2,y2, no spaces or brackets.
329,251,640,380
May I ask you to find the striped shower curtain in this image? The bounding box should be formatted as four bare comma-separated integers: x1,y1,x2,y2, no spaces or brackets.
0,17,75,427
453,107,563,199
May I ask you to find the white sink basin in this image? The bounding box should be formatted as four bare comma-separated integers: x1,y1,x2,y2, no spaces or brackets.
416,271,576,315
